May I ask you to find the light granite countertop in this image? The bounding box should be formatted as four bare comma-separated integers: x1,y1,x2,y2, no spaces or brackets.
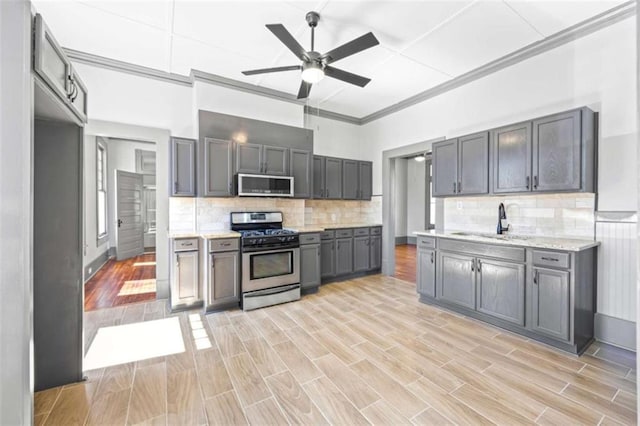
169,231,241,239
414,230,599,252
309,223,383,230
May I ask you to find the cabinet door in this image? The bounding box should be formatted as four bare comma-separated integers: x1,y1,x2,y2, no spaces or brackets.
320,239,335,278
432,139,458,196
325,157,343,199
358,161,373,200
342,160,359,200
492,122,532,193
209,251,239,306
313,156,326,198
437,252,475,309
532,110,581,192
335,238,353,275
236,143,262,174
173,251,199,306
291,149,312,198
68,68,88,123
458,132,489,195
417,248,436,297
264,145,289,176
353,236,370,272
369,235,382,270
203,138,233,196
170,137,196,196
300,244,321,289
33,14,71,104
532,267,570,341
476,258,525,325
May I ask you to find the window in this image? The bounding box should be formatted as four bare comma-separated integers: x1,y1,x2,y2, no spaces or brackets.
426,157,435,229
97,141,108,243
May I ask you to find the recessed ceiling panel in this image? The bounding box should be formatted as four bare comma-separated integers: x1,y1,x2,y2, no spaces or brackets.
33,1,168,70
403,1,542,77
505,0,626,36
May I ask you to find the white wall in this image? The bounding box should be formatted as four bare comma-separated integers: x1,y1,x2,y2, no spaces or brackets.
406,159,426,235
0,1,33,423
305,114,363,161
361,17,638,212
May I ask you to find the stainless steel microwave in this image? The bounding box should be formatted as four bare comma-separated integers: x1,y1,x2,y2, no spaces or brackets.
237,173,294,197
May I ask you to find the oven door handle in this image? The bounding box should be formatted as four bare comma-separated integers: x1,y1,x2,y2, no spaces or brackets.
242,246,300,255
244,284,300,298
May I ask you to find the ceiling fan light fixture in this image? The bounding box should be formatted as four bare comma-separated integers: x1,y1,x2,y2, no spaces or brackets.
414,153,426,162
301,62,324,84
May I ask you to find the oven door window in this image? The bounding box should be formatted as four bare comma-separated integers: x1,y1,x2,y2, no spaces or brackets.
250,251,293,280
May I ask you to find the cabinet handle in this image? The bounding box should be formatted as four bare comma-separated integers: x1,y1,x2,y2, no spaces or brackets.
471,259,475,272
174,182,179,193
534,175,538,189
477,259,481,271
211,254,215,268
220,242,231,247
430,252,434,263
182,242,193,246
533,270,538,284
526,176,530,190
540,256,559,262
327,189,329,198
453,182,457,193
229,182,232,194
458,181,461,193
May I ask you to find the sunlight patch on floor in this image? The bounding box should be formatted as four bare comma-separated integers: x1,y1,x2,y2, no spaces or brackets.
84,317,185,370
118,279,156,296
133,261,156,267
189,313,212,350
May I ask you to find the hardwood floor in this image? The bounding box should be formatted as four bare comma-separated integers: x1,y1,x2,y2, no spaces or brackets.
394,244,416,284
39,275,637,425
84,253,157,311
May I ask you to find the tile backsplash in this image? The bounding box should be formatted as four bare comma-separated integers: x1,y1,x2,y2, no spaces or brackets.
444,193,595,240
169,196,382,232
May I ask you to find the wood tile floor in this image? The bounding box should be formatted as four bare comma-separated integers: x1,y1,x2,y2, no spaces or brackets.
38,275,637,425
394,244,417,284
84,253,157,311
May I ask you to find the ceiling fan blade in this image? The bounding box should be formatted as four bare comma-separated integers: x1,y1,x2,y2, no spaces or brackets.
242,65,301,76
320,32,379,64
324,66,371,87
266,24,309,61
297,81,312,99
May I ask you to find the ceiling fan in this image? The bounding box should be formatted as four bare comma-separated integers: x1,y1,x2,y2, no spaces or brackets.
242,11,380,99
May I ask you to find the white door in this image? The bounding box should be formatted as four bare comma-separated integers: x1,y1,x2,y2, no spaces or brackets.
116,170,144,260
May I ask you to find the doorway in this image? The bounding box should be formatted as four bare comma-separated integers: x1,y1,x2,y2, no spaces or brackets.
83,137,158,311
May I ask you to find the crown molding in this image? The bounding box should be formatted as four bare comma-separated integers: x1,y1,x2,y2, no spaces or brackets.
63,0,634,127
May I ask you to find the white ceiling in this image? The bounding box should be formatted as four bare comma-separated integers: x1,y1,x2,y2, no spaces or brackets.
33,0,624,118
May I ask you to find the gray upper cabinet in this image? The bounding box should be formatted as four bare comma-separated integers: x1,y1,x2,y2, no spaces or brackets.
342,160,359,200
313,156,326,198
236,143,288,175
358,162,373,200
300,243,321,289
171,137,196,197
369,234,382,270
432,139,458,196
437,251,475,309
476,258,525,326
353,236,370,272
202,138,233,197
290,149,312,198
491,122,532,193
67,68,88,123
325,157,343,199
532,110,581,192
417,247,436,298
320,239,335,278
335,237,353,275
458,132,489,195
207,251,240,307
532,267,570,341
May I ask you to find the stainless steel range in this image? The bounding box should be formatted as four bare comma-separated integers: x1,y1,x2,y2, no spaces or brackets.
231,212,300,311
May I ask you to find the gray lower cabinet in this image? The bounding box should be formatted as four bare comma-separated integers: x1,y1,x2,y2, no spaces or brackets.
236,143,288,175
290,149,312,198
320,238,335,279
206,250,240,309
417,247,436,297
171,249,200,308
353,236,370,272
300,242,321,290
342,160,359,200
491,121,532,194
201,137,233,196
432,139,458,196
171,137,197,196
437,251,475,309
531,267,570,341
369,235,382,270
476,258,525,326
335,237,353,275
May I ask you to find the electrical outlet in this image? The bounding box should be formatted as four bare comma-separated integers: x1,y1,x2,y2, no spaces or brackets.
88,267,92,274
457,201,463,209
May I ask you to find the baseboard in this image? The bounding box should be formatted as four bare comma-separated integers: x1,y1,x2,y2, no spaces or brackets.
108,247,116,257
84,251,110,282
395,236,408,245
406,236,417,245
594,313,636,351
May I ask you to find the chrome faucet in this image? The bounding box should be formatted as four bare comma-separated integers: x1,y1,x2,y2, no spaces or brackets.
497,203,509,234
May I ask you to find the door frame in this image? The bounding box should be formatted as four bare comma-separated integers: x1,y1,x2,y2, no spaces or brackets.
381,136,444,275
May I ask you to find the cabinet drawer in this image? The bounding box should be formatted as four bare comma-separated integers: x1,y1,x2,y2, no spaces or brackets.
353,227,370,237
370,227,382,236
335,229,353,238
532,250,570,269
417,236,436,249
439,239,525,262
174,238,198,251
209,238,239,252
300,233,321,245
321,230,335,240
